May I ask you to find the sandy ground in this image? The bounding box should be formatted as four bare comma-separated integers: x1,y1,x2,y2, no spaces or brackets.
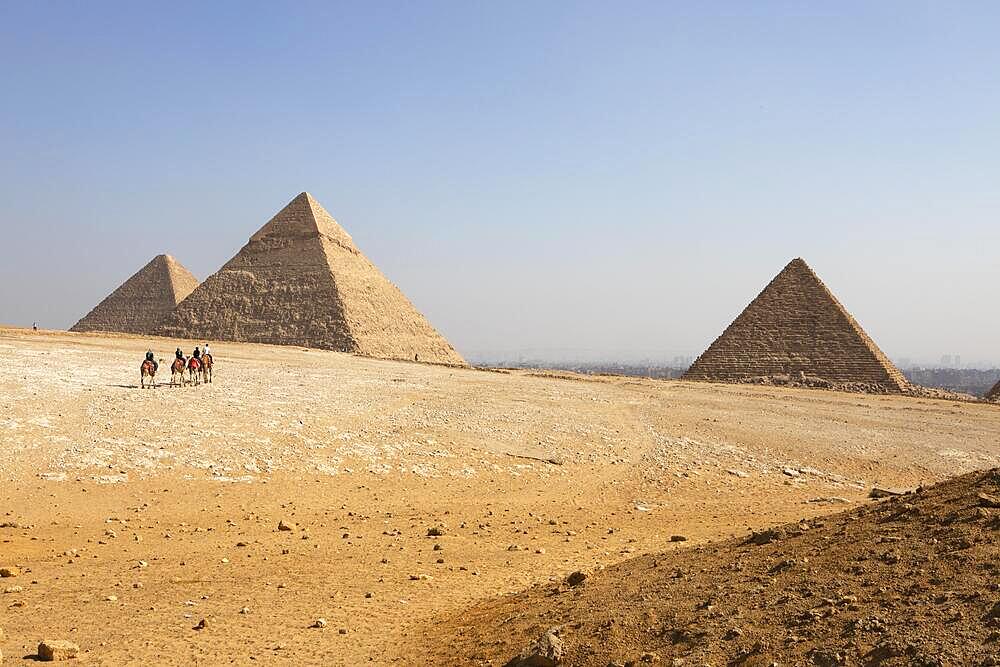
1,326,999,665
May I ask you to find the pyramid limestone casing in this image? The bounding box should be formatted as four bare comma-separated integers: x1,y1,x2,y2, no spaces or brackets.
71,254,199,335
684,258,907,391
157,193,465,365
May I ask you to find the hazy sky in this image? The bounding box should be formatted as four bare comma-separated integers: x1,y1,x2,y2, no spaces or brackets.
2,2,998,365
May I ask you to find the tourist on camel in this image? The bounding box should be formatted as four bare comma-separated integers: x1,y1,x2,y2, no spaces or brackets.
175,347,184,361
193,346,201,360
144,350,158,374
203,343,211,357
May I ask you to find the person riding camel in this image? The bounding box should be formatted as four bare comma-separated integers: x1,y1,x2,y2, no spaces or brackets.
193,346,201,360
145,350,159,374
175,347,184,361
203,343,211,357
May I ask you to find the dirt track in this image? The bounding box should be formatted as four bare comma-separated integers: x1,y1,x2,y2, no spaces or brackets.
2,326,999,664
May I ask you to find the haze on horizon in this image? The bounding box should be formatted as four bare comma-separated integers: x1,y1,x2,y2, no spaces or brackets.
1,2,998,367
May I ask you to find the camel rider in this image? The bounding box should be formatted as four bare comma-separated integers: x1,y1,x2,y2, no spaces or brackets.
175,347,184,361
193,346,201,360
145,350,158,373
203,343,211,357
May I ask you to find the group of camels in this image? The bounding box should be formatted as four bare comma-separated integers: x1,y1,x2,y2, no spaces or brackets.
140,352,213,388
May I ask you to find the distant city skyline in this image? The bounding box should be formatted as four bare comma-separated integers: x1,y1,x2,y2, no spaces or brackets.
2,3,999,365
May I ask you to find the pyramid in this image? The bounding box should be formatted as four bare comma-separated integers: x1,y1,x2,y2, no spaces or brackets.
683,258,907,391
986,380,1000,401
156,192,465,365
71,254,199,335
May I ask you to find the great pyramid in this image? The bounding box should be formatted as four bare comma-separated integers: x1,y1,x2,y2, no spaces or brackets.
71,254,199,335
683,258,907,391
156,192,465,365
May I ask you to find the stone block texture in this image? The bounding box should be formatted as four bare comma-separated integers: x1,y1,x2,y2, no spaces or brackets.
684,258,907,391
70,254,199,335
156,192,465,366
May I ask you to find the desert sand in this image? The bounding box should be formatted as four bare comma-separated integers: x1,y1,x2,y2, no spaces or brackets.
2,326,999,664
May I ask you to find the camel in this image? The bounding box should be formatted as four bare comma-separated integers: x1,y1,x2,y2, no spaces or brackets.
201,353,213,384
171,357,186,386
140,359,157,389
187,356,202,386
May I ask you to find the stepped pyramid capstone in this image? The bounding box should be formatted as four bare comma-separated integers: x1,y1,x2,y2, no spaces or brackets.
71,254,199,335
986,380,1000,401
156,192,465,365
683,258,907,391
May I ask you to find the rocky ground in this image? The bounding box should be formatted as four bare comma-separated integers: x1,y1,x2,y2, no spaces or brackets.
1,326,999,665
414,469,1000,666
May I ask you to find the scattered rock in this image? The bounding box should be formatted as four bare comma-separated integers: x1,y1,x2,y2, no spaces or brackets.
0,567,20,578
510,627,563,666
38,640,80,661
782,468,801,477
869,487,910,499
277,519,294,532
426,526,445,537
313,618,327,628
193,619,207,631
746,528,784,546
727,469,749,478
566,571,587,587
669,535,688,543
978,493,1000,509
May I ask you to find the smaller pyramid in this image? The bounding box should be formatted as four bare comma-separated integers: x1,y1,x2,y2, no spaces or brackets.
986,380,1000,401
684,258,907,391
71,254,199,335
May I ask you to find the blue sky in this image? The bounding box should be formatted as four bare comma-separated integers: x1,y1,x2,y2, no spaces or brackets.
2,2,999,364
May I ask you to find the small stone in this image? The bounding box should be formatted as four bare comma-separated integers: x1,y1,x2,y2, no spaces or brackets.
0,567,20,578
38,639,80,661
640,653,661,663
313,618,327,628
426,526,445,537
535,548,546,554
669,535,687,543
338,628,347,635
364,592,373,599
277,520,294,532
193,619,207,631
433,544,443,551
979,493,1000,509
104,595,118,602
240,607,250,614
3,586,23,594
566,571,587,587
514,627,563,667
782,468,800,477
